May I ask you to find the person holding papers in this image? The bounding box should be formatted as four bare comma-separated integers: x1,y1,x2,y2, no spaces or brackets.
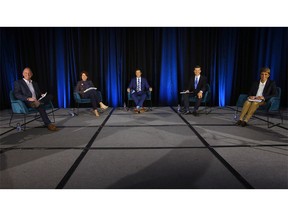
127,69,152,113
236,67,277,127
13,67,57,131
75,71,108,117
182,65,207,116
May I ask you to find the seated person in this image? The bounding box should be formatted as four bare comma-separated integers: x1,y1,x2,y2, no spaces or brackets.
183,65,207,116
236,67,277,127
127,69,152,113
75,71,108,117
13,67,58,131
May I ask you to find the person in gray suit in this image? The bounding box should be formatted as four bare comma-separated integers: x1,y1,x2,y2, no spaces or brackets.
13,67,57,131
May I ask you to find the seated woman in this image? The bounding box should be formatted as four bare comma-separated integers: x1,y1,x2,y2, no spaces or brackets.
236,67,277,127
75,71,108,117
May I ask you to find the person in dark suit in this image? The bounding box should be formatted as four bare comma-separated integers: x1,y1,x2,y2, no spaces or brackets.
75,71,108,117
236,67,277,127
127,69,152,113
183,65,207,116
13,67,57,131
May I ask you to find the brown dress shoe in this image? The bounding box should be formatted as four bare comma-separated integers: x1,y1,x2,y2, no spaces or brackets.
47,124,58,131
241,121,248,127
140,107,147,113
235,120,242,125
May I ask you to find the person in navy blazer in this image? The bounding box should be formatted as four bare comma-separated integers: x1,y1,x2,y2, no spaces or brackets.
183,65,207,116
236,67,277,127
127,69,152,113
13,67,57,131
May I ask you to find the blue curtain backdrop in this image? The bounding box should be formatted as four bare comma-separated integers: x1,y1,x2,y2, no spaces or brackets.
0,27,287,109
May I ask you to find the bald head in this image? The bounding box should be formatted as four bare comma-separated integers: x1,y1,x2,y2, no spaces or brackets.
23,67,33,81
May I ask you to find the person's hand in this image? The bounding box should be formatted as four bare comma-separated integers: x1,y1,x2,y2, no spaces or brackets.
249,96,255,99
197,92,203,99
256,96,264,100
149,87,152,92
127,88,130,93
27,97,36,102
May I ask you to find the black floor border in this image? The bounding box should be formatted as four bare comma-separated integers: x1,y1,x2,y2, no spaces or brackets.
55,108,115,189
1,143,287,152
170,106,254,189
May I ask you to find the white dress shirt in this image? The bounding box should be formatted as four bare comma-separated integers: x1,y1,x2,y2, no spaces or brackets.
23,78,37,99
256,80,267,97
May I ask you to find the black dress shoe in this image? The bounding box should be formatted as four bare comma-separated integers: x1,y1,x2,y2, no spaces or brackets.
235,120,242,125
192,111,199,116
241,121,248,127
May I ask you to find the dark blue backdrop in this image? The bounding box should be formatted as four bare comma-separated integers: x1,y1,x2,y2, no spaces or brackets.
1,27,287,109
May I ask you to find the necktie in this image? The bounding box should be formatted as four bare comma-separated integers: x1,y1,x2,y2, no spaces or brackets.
194,77,199,89
137,78,140,92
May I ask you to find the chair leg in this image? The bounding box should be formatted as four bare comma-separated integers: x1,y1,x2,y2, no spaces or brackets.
149,100,152,111
51,107,55,123
9,112,14,127
23,114,26,131
77,103,80,115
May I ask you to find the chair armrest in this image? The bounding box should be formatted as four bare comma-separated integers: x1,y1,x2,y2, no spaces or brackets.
236,94,248,107
11,100,29,114
73,92,82,102
267,97,280,112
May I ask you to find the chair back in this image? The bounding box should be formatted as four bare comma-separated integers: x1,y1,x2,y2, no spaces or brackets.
266,87,281,112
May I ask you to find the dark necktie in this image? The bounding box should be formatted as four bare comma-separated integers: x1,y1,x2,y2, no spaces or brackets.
194,77,199,89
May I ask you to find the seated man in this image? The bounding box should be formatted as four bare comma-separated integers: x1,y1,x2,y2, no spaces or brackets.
183,65,207,116
13,67,58,131
127,69,152,113
236,67,277,127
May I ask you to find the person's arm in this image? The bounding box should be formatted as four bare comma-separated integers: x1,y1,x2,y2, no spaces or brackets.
197,77,207,99
13,81,28,101
187,77,193,92
263,81,277,101
248,82,257,99
88,80,95,88
199,77,207,93
144,78,152,91
127,79,133,92
75,81,82,93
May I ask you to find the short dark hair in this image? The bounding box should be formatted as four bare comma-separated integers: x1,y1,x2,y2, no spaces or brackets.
80,70,89,78
260,67,270,75
135,69,142,72
194,65,201,69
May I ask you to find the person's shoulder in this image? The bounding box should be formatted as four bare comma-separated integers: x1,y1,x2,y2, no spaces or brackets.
14,79,24,85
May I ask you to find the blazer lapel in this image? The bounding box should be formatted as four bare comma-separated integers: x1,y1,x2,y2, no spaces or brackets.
21,79,32,94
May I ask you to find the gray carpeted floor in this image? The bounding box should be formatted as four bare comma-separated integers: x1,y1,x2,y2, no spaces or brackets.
0,106,287,189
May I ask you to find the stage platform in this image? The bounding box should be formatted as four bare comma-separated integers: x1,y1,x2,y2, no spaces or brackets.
0,106,287,189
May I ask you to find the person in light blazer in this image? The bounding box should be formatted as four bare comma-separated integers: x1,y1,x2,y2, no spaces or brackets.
127,69,152,113
75,71,108,117
236,67,277,127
